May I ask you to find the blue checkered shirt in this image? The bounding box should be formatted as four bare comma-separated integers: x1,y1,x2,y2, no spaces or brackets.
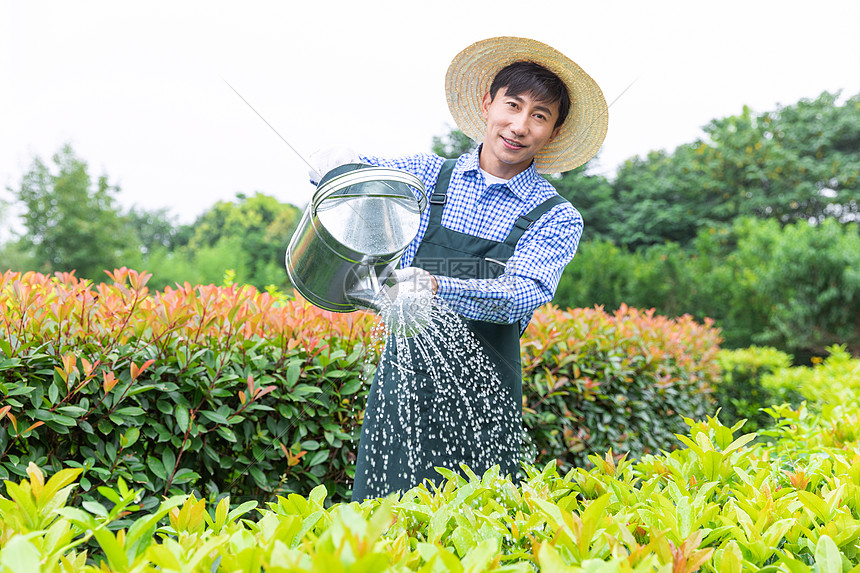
359,147,582,331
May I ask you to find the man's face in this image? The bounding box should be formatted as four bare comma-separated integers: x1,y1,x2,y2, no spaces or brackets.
479,87,562,179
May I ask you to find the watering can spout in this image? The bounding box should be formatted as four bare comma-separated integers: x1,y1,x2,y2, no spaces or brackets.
344,264,390,314
346,289,384,313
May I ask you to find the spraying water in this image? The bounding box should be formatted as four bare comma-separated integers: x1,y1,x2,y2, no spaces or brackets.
355,287,527,496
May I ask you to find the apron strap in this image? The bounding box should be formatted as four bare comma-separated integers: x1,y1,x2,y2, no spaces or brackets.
428,158,457,224
504,195,569,246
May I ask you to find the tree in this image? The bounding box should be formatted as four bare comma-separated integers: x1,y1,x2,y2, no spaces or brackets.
601,90,860,249
184,192,302,289
431,127,475,159
126,206,192,256
10,145,136,280
688,92,860,226
756,219,860,356
551,165,616,243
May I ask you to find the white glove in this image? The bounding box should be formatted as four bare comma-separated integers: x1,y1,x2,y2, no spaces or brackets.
307,146,360,185
376,267,437,337
386,267,437,296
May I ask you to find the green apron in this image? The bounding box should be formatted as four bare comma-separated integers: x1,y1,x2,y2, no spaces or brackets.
352,159,567,501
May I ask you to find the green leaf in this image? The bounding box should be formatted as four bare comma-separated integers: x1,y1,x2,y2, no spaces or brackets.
451,522,477,557
116,406,145,417
286,361,301,387
199,410,229,425
0,338,14,358
125,495,187,548
714,424,734,450
777,552,812,573
162,449,176,475
216,426,237,442
248,465,268,489
47,414,78,427
309,484,327,506
122,427,140,449
461,538,497,571
171,468,199,485
175,405,189,433
676,496,693,538
723,432,756,454
82,500,109,518
127,384,158,397
56,405,86,417
579,494,611,553
797,491,830,523
307,450,329,467
227,500,258,522
702,450,723,481
47,382,59,405
815,535,841,573
292,510,324,546
0,535,42,573
340,378,363,395
147,457,166,481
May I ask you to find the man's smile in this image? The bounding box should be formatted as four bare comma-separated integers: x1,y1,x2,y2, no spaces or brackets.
501,136,526,150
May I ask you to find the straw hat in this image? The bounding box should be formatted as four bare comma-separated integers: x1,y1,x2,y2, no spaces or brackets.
445,36,608,174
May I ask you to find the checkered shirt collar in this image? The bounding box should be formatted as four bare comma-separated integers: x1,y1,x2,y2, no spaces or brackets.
456,146,541,202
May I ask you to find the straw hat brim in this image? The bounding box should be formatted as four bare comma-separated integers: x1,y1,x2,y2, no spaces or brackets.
445,36,608,174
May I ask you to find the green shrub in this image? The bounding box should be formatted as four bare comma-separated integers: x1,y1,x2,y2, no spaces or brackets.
0,269,375,510
762,345,860,415
0,269,723,511
521,303,720,471
3,407,860,571
713,345,797,431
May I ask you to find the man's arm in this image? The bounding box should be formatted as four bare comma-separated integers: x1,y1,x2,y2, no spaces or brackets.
434,204,582,324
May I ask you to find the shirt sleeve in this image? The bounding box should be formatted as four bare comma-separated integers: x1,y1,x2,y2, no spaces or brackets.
434,203,582,325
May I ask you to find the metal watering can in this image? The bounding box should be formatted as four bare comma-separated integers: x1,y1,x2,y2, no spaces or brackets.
286,163,427,313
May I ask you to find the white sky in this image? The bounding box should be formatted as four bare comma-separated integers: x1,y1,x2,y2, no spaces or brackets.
2,0,859,234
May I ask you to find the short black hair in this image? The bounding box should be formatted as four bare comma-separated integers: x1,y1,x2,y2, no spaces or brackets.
489,61,571,129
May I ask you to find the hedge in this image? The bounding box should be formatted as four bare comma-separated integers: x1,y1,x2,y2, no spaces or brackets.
2,405,860,571
0,269,720,509
522,303,720,470
713,346,796,432
713,345,859,432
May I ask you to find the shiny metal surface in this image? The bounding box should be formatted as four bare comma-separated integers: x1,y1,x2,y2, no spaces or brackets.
285,163,426,313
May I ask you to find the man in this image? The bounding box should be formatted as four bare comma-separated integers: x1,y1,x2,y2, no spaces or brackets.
311,37,608,501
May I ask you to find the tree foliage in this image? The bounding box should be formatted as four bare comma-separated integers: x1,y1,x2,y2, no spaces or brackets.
9,145,135,279
2,145,303,291
554,217,860,358
431,127,475,159
551,165,616,243
607,91,860,248
125,206,192,256
181,192,301,289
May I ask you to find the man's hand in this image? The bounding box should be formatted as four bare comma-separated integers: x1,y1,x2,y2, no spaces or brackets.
375,267,437,337
308,146,360,185
387,267,437,297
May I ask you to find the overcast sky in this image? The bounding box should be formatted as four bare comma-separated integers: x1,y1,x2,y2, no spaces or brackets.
2,0,859,235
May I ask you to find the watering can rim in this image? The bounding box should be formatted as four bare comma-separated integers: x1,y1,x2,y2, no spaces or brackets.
312,163,428,216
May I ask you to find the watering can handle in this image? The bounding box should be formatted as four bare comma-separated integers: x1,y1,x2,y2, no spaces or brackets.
312,167,428,216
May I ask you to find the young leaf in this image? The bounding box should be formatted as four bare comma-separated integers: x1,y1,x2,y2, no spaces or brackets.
815,535,842,573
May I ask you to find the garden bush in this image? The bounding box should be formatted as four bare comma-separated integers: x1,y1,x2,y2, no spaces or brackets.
712,345,796,431
554,218,860,358
2,406,860,571
761,345,860,415
0,269,721,511
0,268,375,509
521,304,720,472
